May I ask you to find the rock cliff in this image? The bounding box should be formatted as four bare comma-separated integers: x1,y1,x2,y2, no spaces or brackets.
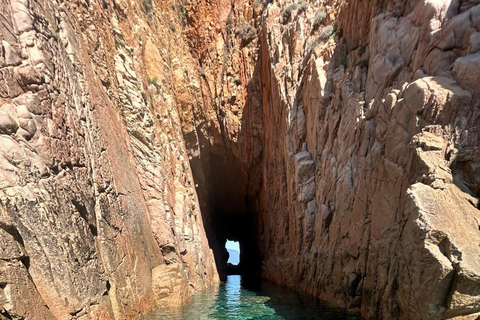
0,0,479,319
0,0,218,319
255,1,480,319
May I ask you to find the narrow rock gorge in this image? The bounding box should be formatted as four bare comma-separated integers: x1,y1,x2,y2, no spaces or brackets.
0,0,479,319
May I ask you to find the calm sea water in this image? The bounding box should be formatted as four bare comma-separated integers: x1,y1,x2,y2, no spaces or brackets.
142,275,361,320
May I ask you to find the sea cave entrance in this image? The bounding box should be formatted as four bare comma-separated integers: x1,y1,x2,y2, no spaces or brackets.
211,211,260,282
186,128,262,282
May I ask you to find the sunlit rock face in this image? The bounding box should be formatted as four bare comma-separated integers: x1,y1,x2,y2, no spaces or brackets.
1,0,479,319
0,0,218,319
254,1,480,319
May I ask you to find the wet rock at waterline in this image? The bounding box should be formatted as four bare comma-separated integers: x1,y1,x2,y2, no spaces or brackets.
0,0,479,319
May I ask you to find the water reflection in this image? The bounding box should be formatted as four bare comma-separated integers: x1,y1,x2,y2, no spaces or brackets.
141,275,360,320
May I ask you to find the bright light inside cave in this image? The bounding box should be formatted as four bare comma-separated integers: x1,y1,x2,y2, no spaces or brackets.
225,240,240,266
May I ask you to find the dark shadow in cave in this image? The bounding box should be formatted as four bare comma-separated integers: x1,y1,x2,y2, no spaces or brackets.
219,213,261,280
182,8,265,283
185,128,262,282
184,83,263,282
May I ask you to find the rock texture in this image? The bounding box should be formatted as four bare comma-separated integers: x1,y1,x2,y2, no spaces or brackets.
1,0,480,319
253,0,480,319
0,0,217,319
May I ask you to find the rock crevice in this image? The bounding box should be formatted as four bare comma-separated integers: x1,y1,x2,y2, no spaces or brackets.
0,0,479,319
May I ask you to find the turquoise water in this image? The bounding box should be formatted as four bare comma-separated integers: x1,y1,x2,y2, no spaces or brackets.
142,275,361,320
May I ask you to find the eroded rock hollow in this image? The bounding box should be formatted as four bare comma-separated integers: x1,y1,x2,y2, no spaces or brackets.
0,0,479,319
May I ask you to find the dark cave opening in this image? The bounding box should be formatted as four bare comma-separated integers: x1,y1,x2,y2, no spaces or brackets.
186,134,262,282
215,212,261,281
201,204,261,282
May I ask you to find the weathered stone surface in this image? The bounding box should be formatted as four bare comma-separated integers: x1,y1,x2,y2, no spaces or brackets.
0,0,218,319
0,110,18,135
453,52,480,95
252,1,480,319
2,40,21,66
1,0,479,319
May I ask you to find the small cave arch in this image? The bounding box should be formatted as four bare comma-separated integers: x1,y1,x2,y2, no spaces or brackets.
211,212,261,281
185,125,262,282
